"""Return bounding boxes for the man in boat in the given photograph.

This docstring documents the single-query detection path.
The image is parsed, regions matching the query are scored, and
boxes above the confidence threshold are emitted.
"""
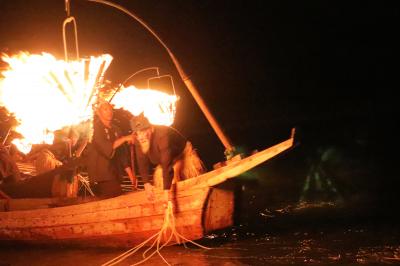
[129,113,205,200]
[86,100,136,198]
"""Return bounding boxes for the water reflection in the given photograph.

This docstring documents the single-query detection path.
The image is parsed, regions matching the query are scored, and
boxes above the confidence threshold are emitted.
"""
[1,219,399,266]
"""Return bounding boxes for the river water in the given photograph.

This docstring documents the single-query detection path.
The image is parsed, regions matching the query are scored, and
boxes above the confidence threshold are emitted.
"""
[1,202,399,266]
[1,177,399,266]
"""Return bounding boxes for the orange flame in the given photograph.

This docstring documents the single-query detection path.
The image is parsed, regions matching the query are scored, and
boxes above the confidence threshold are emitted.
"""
[111,85,178,126]
[0,52,112,153]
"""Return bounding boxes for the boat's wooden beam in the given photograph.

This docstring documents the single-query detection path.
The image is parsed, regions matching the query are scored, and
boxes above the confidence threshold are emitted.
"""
[205,137,294,187]
[178,136,294,190]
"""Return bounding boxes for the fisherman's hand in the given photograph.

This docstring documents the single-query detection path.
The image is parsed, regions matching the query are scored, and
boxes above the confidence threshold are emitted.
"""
[144,183,155,201]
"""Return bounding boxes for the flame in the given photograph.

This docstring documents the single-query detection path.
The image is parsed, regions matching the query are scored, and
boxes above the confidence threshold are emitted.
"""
[0,52,112,153]
[111,85,178,126]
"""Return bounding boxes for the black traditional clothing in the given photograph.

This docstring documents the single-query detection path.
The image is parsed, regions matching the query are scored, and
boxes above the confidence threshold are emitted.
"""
[134,126,205,190]
[86,118,130,198]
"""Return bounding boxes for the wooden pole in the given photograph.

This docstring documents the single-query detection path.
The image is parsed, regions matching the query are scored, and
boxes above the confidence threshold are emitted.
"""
[167,53,234,153]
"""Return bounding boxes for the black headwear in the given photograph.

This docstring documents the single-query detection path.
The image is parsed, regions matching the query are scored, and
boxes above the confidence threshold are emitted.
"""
[129,113,151,132]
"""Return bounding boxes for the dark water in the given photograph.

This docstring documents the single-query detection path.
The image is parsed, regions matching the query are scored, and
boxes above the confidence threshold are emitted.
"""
[1,204,400,266]
[1,181,400,265]
[1,122,399,266]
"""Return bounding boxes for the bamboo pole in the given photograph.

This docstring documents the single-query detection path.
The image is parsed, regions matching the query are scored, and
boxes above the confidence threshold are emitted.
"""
[168,53,234,153]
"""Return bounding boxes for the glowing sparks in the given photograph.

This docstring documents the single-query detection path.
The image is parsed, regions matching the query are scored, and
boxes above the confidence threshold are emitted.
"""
[0,52,112,153]
[111,85,178,126]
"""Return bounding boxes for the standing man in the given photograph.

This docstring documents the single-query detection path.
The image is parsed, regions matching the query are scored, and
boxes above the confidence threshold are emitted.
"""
[129,113,205,200]
[86,100,136,198]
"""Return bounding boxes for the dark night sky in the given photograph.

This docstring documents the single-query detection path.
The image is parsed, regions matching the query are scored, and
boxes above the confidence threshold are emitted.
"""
[0,0,398,165]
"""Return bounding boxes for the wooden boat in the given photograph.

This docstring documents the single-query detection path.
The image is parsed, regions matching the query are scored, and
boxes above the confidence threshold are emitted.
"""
[0,133,294,248]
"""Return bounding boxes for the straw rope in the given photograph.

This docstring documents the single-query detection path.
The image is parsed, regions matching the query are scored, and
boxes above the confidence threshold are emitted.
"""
[101,201,210,266]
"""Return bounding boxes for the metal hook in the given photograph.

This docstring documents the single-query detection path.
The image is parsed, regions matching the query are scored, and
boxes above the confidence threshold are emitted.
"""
[63,17,80,61]
[108,67,160,102]
[63,0,80,61]
[147,74,176,96]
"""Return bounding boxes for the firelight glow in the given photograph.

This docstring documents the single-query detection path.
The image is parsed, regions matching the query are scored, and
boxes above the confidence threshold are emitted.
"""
[0,52,112,153]
[111,85,178,126]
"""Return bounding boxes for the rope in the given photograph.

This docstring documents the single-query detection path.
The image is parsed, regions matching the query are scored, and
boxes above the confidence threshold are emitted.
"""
[77,174,95,197]
[101,201,210,266]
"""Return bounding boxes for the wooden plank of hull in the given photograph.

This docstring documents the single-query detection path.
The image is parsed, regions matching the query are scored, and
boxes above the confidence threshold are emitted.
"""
[0,190,224,245]
[0,209,205,248]
[0,188,234,247]
[0,187,210,227]
[203,188,234,233]
[0,187,209,229]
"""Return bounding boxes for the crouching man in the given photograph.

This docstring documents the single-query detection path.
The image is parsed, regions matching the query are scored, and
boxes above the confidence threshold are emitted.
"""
[130,113,205,200]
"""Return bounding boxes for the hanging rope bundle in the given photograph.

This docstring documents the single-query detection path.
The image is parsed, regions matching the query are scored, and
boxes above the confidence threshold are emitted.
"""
[101,200,210,266]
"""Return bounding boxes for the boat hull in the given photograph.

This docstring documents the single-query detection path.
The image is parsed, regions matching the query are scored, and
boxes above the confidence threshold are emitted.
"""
[0,186,233,248]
